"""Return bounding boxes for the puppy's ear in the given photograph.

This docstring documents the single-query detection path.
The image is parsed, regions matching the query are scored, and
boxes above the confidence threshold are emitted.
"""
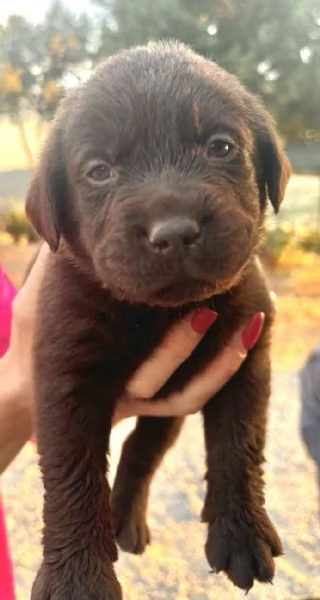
[25,125,67,252]
[254,112,291,214]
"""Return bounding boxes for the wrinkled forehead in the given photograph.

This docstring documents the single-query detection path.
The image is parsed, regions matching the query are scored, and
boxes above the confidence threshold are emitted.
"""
[64,54,251,166]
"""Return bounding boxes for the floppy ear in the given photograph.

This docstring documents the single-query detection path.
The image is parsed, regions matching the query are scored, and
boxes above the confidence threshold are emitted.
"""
[25,124,67,252]
[254,113,291,214]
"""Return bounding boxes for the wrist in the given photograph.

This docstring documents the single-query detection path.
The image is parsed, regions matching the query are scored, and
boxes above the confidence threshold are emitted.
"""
[0,348,27,404]
[0,351,33,472]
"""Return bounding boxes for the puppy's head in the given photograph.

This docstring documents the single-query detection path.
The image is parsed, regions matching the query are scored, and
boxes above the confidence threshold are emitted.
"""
[26,42,291,306]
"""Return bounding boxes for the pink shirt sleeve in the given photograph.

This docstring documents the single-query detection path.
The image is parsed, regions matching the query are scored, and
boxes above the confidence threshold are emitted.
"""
[0,264,17,597]
[0,265,17,358]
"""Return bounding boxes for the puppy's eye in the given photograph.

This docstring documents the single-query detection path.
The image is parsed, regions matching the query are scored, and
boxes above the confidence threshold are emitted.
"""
[85,162,113,183]
[206,137,234,158]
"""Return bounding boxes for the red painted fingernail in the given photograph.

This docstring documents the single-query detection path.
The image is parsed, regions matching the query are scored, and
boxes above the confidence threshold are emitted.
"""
[191,308,218,334]
[242,312,265,350]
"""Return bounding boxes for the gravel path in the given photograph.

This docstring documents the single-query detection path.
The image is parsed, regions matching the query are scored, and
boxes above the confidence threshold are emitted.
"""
[2,371,320,600]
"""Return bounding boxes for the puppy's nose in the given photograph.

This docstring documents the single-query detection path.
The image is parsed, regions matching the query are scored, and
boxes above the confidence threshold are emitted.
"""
[148,218,200,253]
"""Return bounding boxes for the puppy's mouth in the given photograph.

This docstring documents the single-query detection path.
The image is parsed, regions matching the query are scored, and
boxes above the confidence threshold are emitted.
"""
[149,279,223,306]
[104,270,245,307]
[146,269,246,307]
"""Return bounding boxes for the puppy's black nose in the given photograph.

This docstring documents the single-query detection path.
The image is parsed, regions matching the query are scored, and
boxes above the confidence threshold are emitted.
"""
[148,218,200,253]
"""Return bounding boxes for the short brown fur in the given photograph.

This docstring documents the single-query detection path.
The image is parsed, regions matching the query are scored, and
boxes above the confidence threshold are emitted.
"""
[25,42,291,599]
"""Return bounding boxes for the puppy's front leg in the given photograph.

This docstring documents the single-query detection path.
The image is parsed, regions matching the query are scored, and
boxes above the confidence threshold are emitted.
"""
[31,309,122,600]
[32,370,121,600]
[202,331,282,592]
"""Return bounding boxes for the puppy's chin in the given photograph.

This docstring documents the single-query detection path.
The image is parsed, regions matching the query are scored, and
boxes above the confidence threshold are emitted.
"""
[101,271,245,307]
[145,281,222,307]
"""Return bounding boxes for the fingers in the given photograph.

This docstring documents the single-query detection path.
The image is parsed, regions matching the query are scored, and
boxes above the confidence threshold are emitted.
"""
[171,312,265,414]
[116,312,264,423]
[7,243,49,397]
[126,308,218,399]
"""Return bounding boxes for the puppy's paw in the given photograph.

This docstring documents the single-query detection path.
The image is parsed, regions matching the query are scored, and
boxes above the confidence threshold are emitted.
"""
[205,510,283,591]
[112,500,151,555]
[31,561,122,600]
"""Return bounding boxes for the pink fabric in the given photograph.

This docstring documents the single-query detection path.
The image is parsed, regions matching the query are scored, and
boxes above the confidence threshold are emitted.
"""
[0,496,15,599]
[0,264,16,599]
[0,267,16,357]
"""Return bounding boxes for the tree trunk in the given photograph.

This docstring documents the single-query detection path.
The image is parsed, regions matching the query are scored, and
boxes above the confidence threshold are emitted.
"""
[16,120,33,168]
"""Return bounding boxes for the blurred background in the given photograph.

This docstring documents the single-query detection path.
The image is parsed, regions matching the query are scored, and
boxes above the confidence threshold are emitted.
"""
[1,1,320,599]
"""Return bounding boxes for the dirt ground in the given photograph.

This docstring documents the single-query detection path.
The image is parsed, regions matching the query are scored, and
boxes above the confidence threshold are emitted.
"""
[1,243,320,600]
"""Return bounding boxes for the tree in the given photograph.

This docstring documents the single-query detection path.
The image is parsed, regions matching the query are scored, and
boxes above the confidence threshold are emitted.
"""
[0,15,37,165]
[93,0,320,141]
[0,1,92,165]
[1,0,318,148]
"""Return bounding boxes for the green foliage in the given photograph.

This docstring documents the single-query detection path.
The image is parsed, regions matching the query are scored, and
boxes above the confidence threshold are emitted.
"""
[0,0,319,144]
[261,220,320,267]
[93,0,320,141]
[261,226,292,265]
[5,210,38,242]
[297,230,320,253]
[264,227,292,253]
[0,1,92,123]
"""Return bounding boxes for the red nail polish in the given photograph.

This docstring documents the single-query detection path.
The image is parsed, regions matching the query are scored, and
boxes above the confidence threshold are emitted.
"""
[191,308,218,334]
[242,312,265,350]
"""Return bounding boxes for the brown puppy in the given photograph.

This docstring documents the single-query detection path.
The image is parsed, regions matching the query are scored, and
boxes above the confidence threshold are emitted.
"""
[26,42,291,599]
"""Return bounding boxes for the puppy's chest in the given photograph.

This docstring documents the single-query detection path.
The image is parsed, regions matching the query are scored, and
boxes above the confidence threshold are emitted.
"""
[112,305,236,398]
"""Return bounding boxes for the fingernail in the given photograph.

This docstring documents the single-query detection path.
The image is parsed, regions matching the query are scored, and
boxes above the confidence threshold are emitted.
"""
[241,312,265,350]
[191,308,218,334]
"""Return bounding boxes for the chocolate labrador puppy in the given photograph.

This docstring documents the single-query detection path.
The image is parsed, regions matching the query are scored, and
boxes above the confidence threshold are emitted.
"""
[26,42,291,599]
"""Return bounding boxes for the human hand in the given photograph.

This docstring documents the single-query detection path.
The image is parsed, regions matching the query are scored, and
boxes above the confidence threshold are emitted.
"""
[0,244,48,471]
[6,244,49,404]
[113,310,264,424]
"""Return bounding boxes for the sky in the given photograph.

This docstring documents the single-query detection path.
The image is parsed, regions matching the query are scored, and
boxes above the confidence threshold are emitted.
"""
[0,0,95,24]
